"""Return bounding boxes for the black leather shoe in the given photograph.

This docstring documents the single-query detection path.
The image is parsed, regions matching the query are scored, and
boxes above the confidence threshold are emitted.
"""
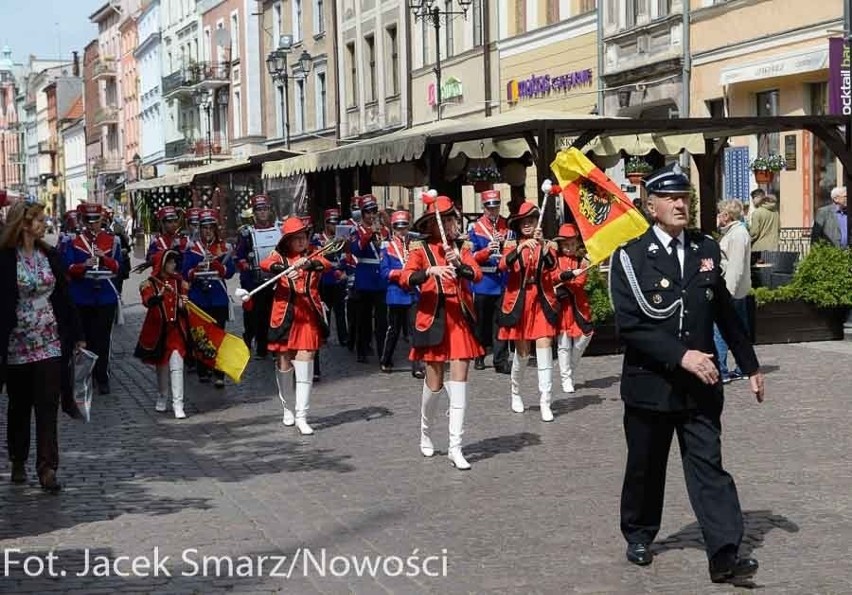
[709,556,759,583]
[473,357,486,370]
[10,462,26,484]
[626,543,653,566]
[39,469,62,493]
[494,363,511,375]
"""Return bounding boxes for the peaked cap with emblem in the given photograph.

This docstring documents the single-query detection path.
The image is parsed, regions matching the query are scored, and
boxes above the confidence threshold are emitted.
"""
[643,162,692,195]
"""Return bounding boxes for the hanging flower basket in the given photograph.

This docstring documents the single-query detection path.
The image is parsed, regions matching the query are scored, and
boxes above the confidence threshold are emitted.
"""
[624,156,653,185]
[626,172,645,185]
[754,169,775,184]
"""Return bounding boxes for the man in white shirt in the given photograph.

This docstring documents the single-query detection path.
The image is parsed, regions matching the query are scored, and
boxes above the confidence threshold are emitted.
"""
[714,199,752,382]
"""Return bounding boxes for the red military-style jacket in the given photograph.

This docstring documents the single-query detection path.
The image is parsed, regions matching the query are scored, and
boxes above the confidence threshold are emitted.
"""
[552,253,593,336]
[260,249,332,343]
[399,239,481,347]
[136,273,191,365]
[497,239,560,328]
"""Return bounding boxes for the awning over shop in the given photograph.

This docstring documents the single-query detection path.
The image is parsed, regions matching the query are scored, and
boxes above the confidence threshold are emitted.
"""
[579,132,706,156]
[126,170,195,191]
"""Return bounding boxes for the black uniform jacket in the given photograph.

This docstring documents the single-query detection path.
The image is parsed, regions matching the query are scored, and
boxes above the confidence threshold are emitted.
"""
[609,227,759,412]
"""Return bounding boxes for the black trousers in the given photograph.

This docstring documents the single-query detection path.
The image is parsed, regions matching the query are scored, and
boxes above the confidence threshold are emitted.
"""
[78,304,116,385]
[242,285,274,356]
[620,404,744,560]
[355,290,387,358]
[345,287,358,351]
[474,293,509,367]
[381,304,412,367]
[6,358,62,475]
[320,283,348,345]
[197,306,229,382]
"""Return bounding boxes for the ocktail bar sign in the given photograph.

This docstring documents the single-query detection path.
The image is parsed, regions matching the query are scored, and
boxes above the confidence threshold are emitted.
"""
[507,68,593,104]
[829,37,852,116]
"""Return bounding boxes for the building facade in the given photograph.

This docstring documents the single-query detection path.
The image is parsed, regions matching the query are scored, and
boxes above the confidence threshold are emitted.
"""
[136,0,166,174]
[161,0,203,168]
[0,46,25,196]
[61,102,88,211]
[600,0,686,118]
[690,0,843,228]
[120,13,141,181]
[45,74,84,214]
[336,0,408,140]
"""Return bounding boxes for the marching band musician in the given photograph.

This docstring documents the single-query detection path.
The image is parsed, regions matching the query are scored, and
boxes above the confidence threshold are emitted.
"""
[468,189,512,374]
[104,207,132,295]
[349,194,389,363]
[184,206,203,244]
[261,217,333,435]
[399,194,484,471]
[342,199,361,353]
[497,201,561,422]
[181,208,235,388]
[235,194,281,359]
[63,203,123,396]
[57,210,79,251]
[551,223,593,394]
[135,249,191,418]
[313,208,350,347]
[146,206,185,265]
[379,210,424,378]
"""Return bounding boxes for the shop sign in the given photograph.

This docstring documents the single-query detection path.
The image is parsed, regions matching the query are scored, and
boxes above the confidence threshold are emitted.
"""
[507,69,593,104]
[428,76,463,107]
[829,37,851,116]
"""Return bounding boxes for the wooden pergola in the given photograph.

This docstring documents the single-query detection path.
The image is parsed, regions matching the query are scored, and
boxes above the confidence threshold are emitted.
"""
[422,114,850,233]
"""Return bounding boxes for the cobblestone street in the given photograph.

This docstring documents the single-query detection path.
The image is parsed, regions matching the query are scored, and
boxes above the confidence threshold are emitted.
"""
[1,271,851,593]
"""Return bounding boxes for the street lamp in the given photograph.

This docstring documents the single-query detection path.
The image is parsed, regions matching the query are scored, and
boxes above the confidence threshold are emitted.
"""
[266,35,313,150]
[193,89,213,164]
[409,0,473,121]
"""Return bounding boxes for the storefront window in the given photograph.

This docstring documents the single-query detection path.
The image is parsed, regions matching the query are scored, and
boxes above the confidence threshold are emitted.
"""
[809,82,836,213]
[756,89,780,197]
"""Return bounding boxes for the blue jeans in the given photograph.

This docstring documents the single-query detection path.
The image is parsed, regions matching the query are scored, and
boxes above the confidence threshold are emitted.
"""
[713,297,750,378]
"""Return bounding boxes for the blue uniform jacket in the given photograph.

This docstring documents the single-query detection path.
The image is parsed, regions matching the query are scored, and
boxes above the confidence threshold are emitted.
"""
[62,231,121,306]
[349,225,388,293]
[235,226,260,291]
[182,241,235,309]
[380,240,415,306]
[468,221,509,296]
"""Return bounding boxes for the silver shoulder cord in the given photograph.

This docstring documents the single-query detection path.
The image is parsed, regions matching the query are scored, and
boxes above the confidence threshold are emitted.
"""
[609,249,684,332]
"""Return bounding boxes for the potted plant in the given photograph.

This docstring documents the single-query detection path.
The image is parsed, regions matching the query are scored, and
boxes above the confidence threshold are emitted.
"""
[624,156,653,185]
[465,158,502,193]
[750,154,786,184]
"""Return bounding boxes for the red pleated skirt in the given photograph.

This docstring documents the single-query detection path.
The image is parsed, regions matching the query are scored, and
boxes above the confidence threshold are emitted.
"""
[558,310,586,338]
[498,286,557,341]
[268,297,325,352]
[410,295,484,362]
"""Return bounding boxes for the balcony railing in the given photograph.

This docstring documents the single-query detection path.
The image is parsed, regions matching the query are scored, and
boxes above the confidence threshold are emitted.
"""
[94,106,119,126]
[37,139,57,154]
[92,156,124,174]
[190,61,230,87]
[93,57,117,79]
[165,139,189,159]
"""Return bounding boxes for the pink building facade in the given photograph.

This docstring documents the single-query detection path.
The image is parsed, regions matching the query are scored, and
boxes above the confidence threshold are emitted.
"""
[0,46,23,196]
[120,15,140,179]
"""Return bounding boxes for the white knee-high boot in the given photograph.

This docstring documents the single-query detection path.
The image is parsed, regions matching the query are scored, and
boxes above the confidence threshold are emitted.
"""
[169,351,186,419]
[275,365,296,426]
[510,351,528,413]
[557,333,575,394]
[293,360,314,435]
[536,346,554,422]
[571,333,593,387]
[155,364,170,412]
[420,382,442,457]
[445,380,471,470]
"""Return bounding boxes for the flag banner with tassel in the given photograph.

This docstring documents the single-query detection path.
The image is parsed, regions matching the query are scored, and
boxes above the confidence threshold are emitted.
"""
[186,302,250,382]
[550,148,650,265]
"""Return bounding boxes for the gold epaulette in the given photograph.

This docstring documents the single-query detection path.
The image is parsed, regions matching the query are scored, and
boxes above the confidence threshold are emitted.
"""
[461,240,473,251]
[504,240,518,248]
[409,240,424,249]
[139,279,151,291]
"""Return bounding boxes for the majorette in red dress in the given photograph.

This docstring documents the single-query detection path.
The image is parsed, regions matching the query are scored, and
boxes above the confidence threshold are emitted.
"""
[260,219,332,352]
[400,204,484,363]
[135,250,191,365]
[497,202,560,341]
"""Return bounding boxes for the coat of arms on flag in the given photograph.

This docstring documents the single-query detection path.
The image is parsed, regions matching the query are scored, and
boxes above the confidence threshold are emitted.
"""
[186,302,250,382]
[550,148,650,265]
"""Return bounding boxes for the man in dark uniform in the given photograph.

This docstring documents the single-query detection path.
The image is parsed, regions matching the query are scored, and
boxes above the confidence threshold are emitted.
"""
[609,163,766,584]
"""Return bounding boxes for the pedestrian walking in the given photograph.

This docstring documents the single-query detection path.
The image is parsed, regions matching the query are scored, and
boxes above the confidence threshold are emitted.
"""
[609,163,766,584]
[0,199,85,492]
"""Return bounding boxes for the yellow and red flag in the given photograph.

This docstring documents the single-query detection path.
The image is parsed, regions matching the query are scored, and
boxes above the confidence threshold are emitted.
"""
[186,302,250,383]
[550,148,650,265]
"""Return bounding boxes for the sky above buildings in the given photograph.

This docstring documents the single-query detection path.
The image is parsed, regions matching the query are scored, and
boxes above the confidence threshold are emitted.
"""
[0,0,104,65]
